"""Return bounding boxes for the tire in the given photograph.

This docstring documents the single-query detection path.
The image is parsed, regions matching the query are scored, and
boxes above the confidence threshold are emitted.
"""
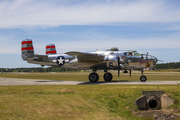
[103,72,113,81]
[89,73,99,82]
[140,76,147,82]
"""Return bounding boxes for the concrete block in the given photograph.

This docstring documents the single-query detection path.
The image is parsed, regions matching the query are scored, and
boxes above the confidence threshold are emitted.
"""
[142,91,165,98]
[135,91,174,111]
[135,95,148,110]
[161,94,174,108]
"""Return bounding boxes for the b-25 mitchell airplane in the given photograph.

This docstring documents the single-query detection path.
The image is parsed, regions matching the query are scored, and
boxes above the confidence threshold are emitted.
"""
[21,38,158,82]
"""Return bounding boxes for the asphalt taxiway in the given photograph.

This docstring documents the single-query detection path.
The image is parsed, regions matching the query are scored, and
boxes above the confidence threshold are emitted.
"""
[0,77,180,85]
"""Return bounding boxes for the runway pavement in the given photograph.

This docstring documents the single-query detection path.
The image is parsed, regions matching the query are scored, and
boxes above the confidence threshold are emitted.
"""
[0,77,180,85]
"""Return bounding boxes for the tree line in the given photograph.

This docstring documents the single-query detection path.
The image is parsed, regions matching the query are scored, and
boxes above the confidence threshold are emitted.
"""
[0,62,180,72]
[154,62,180,69]
[0,67,80,73]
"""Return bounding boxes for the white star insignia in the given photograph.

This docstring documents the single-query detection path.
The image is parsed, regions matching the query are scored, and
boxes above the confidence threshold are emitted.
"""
[58,57,64,64]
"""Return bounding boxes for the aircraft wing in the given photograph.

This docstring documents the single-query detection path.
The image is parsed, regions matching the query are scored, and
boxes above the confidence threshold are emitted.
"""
[65,51,104,62]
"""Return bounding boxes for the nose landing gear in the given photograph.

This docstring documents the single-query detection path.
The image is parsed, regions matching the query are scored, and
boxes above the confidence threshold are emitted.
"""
[140,70,147,82]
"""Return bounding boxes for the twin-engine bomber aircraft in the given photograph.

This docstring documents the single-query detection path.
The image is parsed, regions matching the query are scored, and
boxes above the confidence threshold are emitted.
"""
[21,38,158,82]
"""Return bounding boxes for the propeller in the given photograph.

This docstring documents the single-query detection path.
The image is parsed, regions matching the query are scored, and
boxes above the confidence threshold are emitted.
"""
[154,59,163,65]
[117,56,120,81]
[157,60,163,62]
[154,57,164,63]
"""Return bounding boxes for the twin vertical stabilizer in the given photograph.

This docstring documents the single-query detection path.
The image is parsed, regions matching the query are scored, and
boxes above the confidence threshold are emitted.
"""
[46,44,57,54]
[21,38,34,60]
[21,39,57,61]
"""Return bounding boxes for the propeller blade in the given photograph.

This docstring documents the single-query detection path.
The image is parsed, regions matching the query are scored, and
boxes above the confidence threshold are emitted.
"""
[118,69,120,81]
[117,55,120,65]
[158,60,164,62]
[118,56,120,81]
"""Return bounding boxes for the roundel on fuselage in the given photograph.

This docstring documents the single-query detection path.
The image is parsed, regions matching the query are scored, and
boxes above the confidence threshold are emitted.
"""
[56,56,65,66]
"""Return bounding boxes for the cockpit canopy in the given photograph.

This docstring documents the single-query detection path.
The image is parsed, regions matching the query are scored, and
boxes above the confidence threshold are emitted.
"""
[124,51,140,56]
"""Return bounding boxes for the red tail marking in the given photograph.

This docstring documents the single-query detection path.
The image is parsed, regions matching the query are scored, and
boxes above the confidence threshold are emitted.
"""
[26,47,34,50]
[46,46,50,49]
[51,51,56,54]
[21,41,27,44]
[21,48,26,51]
[46,51,51,54]
[26,41,32,44]
[51,45,55,48]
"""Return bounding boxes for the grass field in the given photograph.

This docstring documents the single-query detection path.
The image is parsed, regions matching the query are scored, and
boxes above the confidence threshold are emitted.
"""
[0,71,180,81]
[0,85,180,120]
[0,71,180,119]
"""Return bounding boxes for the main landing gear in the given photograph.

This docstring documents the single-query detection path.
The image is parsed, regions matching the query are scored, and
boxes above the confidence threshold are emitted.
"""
[103,72,113,81]
[89,73,99,82]
[89,69,113,82]
[140,70,147,82]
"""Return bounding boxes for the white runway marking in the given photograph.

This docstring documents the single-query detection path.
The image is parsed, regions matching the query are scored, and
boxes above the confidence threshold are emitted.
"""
[0,77,180,85]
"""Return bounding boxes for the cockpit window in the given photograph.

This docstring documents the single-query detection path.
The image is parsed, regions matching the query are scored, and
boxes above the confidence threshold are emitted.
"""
[129,52,133,56]
[134,51,138,55]
[124,51,140,56]
[133,51,141,56]
[124,52,128,56]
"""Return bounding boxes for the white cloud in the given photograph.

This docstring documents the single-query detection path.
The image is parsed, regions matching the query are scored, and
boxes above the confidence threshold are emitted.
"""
[52,33,180,53]
[0,0,180,28]
[1,0,180,67]
[0,30,180,54]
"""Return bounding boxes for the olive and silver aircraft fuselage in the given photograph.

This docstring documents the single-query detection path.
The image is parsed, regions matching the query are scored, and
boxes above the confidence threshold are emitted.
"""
[21,38,158,82]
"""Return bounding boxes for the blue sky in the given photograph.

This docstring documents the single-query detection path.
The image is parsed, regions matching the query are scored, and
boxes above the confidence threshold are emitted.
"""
[0,0,180,68]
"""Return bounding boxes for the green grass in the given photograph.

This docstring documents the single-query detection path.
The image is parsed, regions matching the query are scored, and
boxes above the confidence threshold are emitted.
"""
[0,71,180,81]
[0,85,180,120]
[0,72,180,119]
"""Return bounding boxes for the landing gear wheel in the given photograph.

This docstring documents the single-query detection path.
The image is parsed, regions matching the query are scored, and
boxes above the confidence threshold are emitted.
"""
[103,72,113,81]
[140,76,147,82]
[89,73,99,82]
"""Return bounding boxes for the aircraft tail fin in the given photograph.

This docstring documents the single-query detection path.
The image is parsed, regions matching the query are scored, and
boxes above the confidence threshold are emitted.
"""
[46,44,57,54]
[21,38,34,60]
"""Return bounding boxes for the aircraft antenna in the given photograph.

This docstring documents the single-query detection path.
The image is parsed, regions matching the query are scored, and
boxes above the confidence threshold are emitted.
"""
[146,52,148,59]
